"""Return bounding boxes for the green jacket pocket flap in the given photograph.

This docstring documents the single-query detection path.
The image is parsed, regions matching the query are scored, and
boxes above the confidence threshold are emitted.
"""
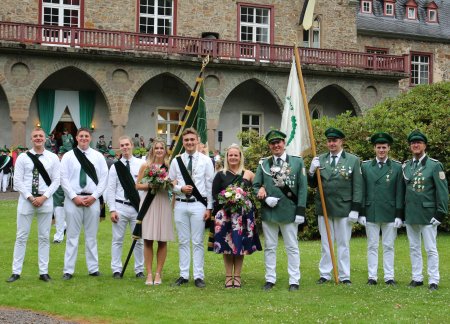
[422,201,436,208]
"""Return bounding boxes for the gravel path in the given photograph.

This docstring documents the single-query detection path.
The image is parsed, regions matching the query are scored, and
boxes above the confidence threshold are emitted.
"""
[0,308,79,324]
[0,190,19,201]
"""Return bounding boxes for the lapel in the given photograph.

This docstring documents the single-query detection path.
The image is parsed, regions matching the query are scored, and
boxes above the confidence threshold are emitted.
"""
[320,152,332,180]
[369,159,390,182]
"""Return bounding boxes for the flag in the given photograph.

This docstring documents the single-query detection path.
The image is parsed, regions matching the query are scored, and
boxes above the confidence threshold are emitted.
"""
[280,56,312,157]
[196,83,208,148]
[299,0,317,31]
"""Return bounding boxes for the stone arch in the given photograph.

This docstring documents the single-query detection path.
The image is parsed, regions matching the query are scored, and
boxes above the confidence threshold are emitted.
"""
[308,83,361,117]
[0,83,12,146]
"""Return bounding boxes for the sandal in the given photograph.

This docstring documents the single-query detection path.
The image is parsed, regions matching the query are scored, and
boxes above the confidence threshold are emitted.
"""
[225,276,234,288]
[234,276,241,288]
[145,274,153,286]
[154,273,162,285]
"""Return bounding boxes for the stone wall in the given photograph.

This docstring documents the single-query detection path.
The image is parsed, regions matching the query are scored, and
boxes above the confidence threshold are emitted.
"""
[1,0,39,23]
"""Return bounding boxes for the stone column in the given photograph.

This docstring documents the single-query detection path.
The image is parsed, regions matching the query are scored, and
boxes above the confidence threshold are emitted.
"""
[207,118,219,151]
[110,112,128,149]
[10,110,29,147]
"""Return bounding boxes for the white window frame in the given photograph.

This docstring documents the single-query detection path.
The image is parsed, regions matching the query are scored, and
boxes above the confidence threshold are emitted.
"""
[41,0,80,43]
[361,1,372,14]
[385,3,394,16]
[407,7,416,19]
[410,54,430,86]
[139,0,174,36]
[240,112,263,146]
[303,17,320,48]
[156,106,184,146]
[239,6,270,44]
[428,9,437,22]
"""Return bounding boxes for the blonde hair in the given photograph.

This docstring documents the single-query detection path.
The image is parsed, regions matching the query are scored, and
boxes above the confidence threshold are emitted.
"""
[223,143,244,175]
[146,137,169,166]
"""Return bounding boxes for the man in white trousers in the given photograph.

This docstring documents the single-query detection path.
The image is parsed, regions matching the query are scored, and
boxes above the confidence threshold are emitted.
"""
[107,136,145,279]
[7,127,60,283]
[169,128,214,288]
[61,127,108,280]
[359,132,405,286]
[53,146,68,244]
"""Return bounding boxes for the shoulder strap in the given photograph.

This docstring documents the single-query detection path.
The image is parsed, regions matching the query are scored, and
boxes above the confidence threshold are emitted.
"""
[176,156,207,207]
[114,160,140,212]
[26,152,52,186]
[0,156,10,171]
[73,148,98,185]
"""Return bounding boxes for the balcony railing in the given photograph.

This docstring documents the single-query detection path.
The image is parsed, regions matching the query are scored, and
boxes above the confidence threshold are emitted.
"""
[0,21,408,73]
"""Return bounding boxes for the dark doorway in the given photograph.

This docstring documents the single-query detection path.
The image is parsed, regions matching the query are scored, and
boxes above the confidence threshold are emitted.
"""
[54,122,77,148]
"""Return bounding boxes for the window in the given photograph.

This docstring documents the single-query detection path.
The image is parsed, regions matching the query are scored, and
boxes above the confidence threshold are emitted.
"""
[139,0,174,35]
[384,3,394,16]
[241,113,262,146]
[303,17,320,48]
[410,53,431,86]
[366,47,389,68]
[407,7,416,19]
[361,1,372,14]
[157,108,183,145]
[41,0,81,42]
[428,9,437,22]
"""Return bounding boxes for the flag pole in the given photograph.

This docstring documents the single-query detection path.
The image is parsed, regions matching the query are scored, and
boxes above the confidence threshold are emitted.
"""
[293,45,339,284]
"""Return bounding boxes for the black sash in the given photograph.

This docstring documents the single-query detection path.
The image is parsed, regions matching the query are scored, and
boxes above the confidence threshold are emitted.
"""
[268,156,298,204]
[0,156,11,171]
[114,160,140,213]
[176,156,207,207]
[26,152,52,186]
[73,148,98,185]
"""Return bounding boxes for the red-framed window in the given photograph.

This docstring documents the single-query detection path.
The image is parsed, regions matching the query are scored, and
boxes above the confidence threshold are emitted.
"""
[39,0,84,28]
[237,3,274,44]
[405,0,417,20]
[384,0,395,17]
[410,52,432,86]
[136,0,177,36]
[426,1,438,23]
[361,0,373,14]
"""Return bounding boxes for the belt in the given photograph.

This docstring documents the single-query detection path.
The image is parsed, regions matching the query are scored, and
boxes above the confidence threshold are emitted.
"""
[77,193,93,196]
[175,197,206,203]
[34,194,43,197]
[115,199,132,206]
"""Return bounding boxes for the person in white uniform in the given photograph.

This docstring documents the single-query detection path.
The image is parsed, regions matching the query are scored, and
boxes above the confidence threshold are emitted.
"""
[6,127,60,283]
[107,136,145,279]
[60,127,108,280]
[169,128,214,288]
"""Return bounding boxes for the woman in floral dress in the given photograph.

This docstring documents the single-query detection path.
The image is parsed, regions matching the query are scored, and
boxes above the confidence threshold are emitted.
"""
[211,144,261,288]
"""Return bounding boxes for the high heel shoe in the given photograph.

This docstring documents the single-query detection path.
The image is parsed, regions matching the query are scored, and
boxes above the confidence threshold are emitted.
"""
[233,276,241,288]
[225,276,234,288]
[145,274,153,286]
[154,273,162,285]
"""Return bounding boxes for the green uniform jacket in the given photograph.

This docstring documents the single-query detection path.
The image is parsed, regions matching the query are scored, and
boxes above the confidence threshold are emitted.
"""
[403,156,448,225]
[253,155,307,224]
[308,151,363,218]
[61,134,74,151]
[361,158,405,222]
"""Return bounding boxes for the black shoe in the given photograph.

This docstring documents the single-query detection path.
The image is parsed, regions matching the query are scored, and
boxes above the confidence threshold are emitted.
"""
[341,280,352,286]
[135,272,145,279]
[385,279,397,286]
[6,274,20,283]
[62,273,73,280]
[262,282,275,291]
[316,277,330,284]
[289,284,299,292]
[408,280,423,288]
[172,277,189,286]
[89,271,101,277]
[53,240,61,244]
[113,272,122,279]
[194,278,206,288]
[429,283,438,291]
[367,279,377,285]
[39,274,51,282]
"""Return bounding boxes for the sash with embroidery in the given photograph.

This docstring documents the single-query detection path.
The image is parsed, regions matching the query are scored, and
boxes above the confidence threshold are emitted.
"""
[176,156,207,207]
[114,160,140,213]
[26,152,52,186]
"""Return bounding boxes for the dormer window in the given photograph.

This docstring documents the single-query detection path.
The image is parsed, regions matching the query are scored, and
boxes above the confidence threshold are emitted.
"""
[405,0,418,20]
[361,0,372,14]
[384,2,394,16]
[426,2,438,23]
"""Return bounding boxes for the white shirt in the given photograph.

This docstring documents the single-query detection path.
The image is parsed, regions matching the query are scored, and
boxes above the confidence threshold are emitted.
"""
[329,150,343,165]
[60,147,108,200]
[13,148,60,200]
[272,152,287,164]
[169,151,214,209]
[106,156,145,212]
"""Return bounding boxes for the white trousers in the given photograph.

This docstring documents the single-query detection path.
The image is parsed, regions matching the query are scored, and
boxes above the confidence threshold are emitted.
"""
[366,221,397,281]
[111,204,144,274]
[53,206,66,242]
[262,220,300,285]
[318,216,353,281]
[406,224,439,285]
[12,198,53,275]
[174,201,206,280]
[63,198,100,274]
[0,171,9,192]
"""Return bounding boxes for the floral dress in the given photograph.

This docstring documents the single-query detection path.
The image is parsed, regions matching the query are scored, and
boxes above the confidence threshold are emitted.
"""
[210,171,262,255]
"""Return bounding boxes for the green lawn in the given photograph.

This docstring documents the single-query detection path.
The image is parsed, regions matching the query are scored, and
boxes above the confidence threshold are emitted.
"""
[0,199,449,323]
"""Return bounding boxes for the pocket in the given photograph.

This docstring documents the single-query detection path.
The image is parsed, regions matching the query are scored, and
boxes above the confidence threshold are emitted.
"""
[365,201,372,206]
[422,201,436,208]
[342,196,352,202]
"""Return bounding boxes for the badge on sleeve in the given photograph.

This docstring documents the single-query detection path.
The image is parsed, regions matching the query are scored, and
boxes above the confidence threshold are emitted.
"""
[302,167,306,176]
[439,171,446,180]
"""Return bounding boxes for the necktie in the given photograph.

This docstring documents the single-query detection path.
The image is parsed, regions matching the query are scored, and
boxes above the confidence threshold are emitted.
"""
[187,155,193,175]
[31,154,42,196]
[126,160,130,171]
[124,160,130,199]
[378,161,384,169]
[277,157,282,166]
[330,155,337,168]
[79,153,87,188]
[413,160,419,170]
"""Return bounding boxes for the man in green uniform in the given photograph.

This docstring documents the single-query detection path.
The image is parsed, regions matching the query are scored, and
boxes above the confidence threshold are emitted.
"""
[403,130,448,291]
[96,135,107,152]
[308,127,363,285]
[359,132,404,286]
[61,129,74,152]
[253,130,307,291]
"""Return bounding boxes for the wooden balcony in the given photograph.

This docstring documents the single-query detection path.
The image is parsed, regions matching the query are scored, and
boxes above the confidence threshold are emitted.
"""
[0,21,408,73]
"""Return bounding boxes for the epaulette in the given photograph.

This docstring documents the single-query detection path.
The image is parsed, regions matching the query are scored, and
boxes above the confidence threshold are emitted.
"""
[290,155,302,159]
[391,159,402,164]
[362,160,370,163]
[429,157,439,162]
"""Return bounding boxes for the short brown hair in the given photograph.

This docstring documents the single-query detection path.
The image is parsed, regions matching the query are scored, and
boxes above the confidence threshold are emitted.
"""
[77,127,92,136]
[181,127,199,138]
[119,135,133,147]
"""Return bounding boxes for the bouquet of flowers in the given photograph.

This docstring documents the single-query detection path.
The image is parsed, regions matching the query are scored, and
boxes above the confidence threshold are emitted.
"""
[217,184,253,214]
[141,164,171,194]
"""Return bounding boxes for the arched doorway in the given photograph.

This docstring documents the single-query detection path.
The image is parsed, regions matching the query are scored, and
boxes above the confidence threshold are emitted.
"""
[0,86,11,147]
[309,85,358,118]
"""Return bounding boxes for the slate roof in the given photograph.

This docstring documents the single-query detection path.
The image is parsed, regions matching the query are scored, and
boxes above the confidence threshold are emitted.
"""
[356,0,450,43]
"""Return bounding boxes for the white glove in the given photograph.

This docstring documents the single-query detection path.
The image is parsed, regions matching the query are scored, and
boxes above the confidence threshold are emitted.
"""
[294,215,305,225]
[430,217,441,227]
[358,216,366,226]
[309,157,320,174]
[394,218,403,228]
[348,211,359,223]
[265,197,280,208]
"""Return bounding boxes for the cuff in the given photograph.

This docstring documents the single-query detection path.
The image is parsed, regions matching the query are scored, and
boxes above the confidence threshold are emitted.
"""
[351,202,361,213]
[396,208,404,221]
[435,212,445,222]
[296,206,306,216]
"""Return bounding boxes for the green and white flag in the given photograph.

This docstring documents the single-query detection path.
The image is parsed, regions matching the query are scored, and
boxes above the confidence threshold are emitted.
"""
[280,57,311,157]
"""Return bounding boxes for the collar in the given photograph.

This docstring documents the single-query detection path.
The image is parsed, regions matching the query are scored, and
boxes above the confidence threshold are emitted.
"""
[183,151,198,159]
[328,150,343,159]
[272,152,287,162]
[373,158,391,166]
[413,154,426,164]
[77,147,91,154]
[121,156,133,163]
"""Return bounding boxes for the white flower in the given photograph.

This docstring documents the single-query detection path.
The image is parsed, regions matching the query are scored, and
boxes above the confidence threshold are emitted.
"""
[235,193,242,200]
[224,191,232,198]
